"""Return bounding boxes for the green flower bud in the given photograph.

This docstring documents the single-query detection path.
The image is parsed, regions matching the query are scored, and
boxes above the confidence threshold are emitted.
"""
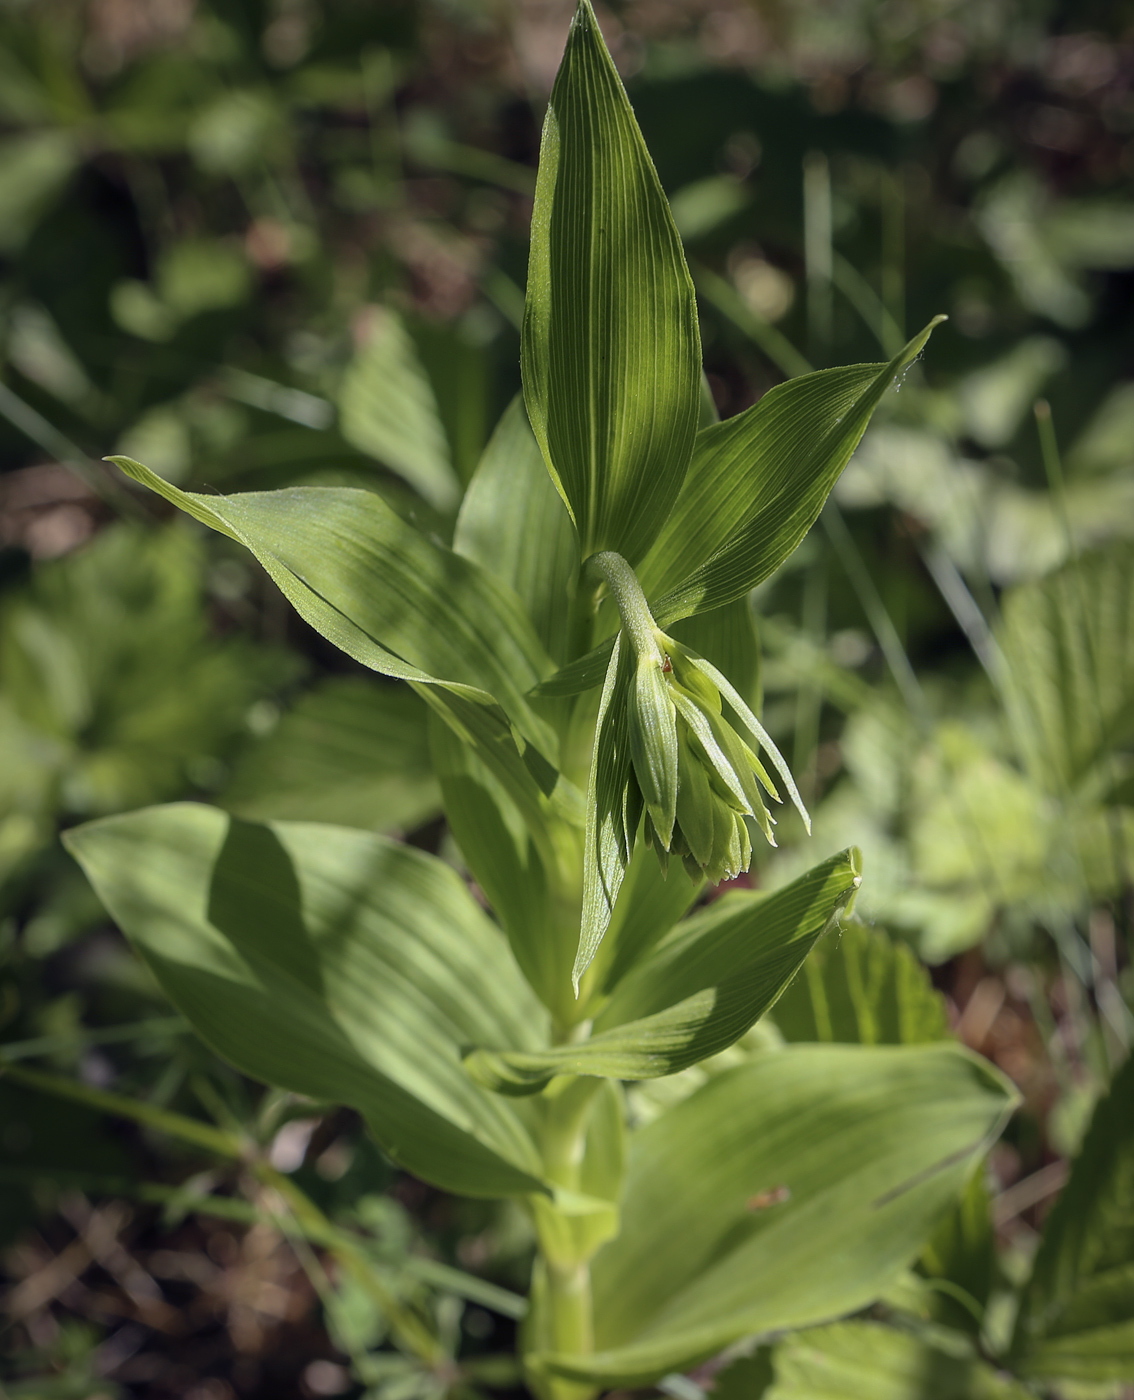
[592,551,809,889]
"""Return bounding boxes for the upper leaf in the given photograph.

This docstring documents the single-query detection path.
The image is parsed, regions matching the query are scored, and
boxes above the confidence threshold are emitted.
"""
[522,0,701,566]
[64,804,550,1199]
[454,395,580,667]
[641,319,946,625]
[1011,1052,1134,1382]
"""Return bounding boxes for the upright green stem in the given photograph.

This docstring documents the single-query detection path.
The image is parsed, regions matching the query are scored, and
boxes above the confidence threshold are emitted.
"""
[531,1075,603,1398]
[587,552,661,662]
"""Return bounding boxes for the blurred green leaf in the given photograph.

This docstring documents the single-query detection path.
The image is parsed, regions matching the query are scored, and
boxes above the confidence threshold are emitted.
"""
[521,0,701,565]
[65,804,551,1198]
[534,1042,1017,1387]
[0,131,76,254]
[1011,1053,1134,1383]
[222,677,440,833]
[0,523,288,827]
[763,1320,1031,1398]
[772,918,950,1045]
[999,542,1134,800]
[338,307,461,512]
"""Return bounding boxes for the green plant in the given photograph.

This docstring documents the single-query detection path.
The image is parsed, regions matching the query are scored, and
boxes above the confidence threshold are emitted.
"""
[58,6,1016,1396]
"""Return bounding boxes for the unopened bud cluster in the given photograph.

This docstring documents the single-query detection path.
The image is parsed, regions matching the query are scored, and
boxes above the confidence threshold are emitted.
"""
[629,634,780,884]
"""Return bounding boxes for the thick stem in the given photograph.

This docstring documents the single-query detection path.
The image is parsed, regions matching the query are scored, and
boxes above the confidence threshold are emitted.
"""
[588,552,662,664]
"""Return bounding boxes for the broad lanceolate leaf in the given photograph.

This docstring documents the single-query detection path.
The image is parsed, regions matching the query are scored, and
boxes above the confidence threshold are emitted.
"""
[454,396,580,667]
[64,805,551,1199]
[222,677,440,834]
[773,918,950,1045]
[762,1321,1031,1399]
[108,460,552,738]
[338,306,460,512]
[522,0,701,566]
[640,319,946,625]
[463,849,860,1094]
[107,459,570,839]
[999,541,1134,800]
[532,1043,1016,1388]
[1011,1052,1134,1383]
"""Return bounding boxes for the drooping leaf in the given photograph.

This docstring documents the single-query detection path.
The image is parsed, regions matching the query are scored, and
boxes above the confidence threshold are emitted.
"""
[463,849,860,1094]
[532,1043,1017,1388]
[222,677,440,833]
[64,804,551,1199]
[1011,1053,1134,1383]
[762,1321,1032,1399]
[521,0,701,565]
[640,320,946,626]
[772,918,950,1045]
[338,306,460,512]
[107,459,561,803]
[111,460,550,721]
[454,395,580,666]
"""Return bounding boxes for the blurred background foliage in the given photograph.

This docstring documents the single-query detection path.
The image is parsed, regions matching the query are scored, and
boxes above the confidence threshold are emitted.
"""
[0,0,1131,1396]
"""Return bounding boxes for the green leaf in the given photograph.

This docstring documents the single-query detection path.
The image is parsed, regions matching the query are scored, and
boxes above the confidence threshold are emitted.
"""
[106,460,551,720]
[762,1321,1032,1399]
[999,541,1134,800]
[63,804,551,1199]
[107,458,559,774]
[521,0,701,565]
[532,1042,1016,1387]
[222,677,440,833]
[576,634,635,988]
[428,712,582,1029]
[454,396,580,666]
[772,919,950,1045]
[463,849,860,1094]
[1011,1052,1134,1382]
[338,306,460,512]
[640,320,946,625]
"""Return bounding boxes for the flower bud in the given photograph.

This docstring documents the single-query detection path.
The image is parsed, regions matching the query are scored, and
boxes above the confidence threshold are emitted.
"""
[590,551,808,890]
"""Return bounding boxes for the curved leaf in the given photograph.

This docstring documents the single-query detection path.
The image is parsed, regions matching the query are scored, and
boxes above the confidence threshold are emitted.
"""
[533,1043,1017,1387]
[522,0,701,565]
[107,458,556,752]
[64,804,551,1199]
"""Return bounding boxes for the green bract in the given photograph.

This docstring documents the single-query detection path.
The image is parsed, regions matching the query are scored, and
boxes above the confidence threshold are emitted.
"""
[61,5,1009,1398]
